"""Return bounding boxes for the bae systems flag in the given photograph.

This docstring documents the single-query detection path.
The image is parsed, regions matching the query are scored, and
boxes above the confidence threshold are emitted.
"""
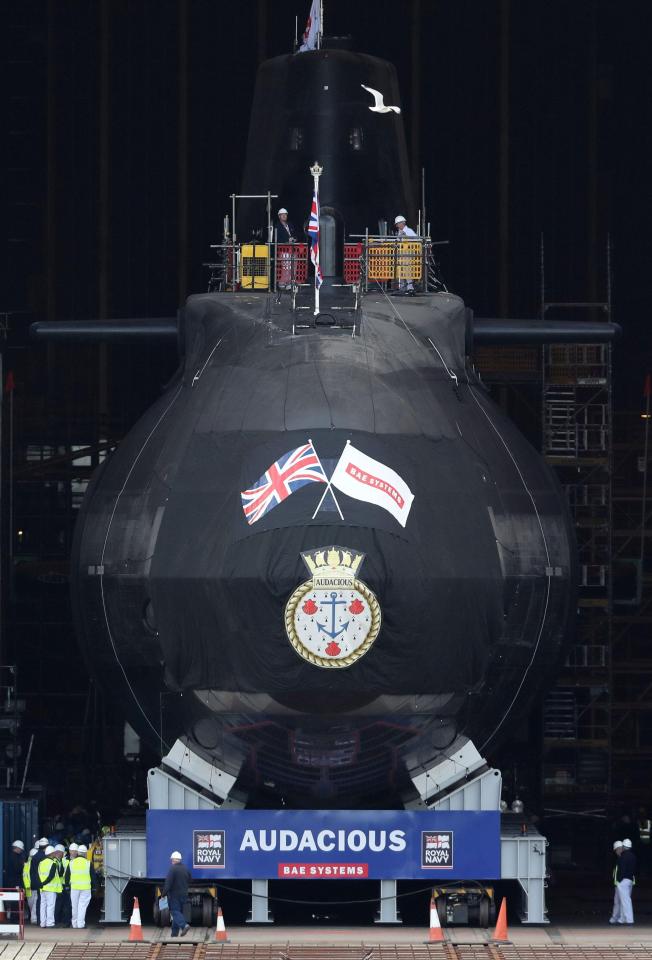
[241,442,327,525]
[330,442,415,527]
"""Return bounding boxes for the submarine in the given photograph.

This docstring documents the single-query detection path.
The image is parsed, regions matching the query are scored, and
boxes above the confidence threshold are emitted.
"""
[34,37,619,809]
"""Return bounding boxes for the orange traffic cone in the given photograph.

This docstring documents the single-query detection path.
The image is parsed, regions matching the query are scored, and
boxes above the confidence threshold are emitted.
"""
[214,906,229,942]
[491,897,509,942]
[129,896,144,941]
[426,896,445,943]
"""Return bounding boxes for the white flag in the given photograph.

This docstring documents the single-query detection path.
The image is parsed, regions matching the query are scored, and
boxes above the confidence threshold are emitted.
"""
[298,0,321,52]
[330,443,414,528]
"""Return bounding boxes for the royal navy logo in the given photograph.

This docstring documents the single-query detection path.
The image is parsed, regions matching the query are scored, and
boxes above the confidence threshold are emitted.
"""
[284,546,381,669]
[421,831,453,869]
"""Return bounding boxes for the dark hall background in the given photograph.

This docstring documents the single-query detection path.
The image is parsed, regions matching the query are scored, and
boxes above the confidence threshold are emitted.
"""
[1,0,652,834]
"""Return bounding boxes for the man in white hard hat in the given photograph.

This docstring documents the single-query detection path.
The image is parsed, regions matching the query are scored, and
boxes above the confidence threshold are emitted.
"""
[162,851,191,937]
[393,215,417,296]
[38,846,60,927]
[609,841,624,923]
[275,208,297,242]
[50,844,67,927]
[31,838,50,926]
[274,208,299,292]
[8,840,26,885]
[70,844,94,929]
[615,839,636,923]
[7,840,26,920]
[58,844,73,927]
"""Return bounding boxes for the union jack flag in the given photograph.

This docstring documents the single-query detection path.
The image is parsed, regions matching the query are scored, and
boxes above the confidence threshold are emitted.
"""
[425,834,450,848]
[241,442,327,525]
[307,190,323,289]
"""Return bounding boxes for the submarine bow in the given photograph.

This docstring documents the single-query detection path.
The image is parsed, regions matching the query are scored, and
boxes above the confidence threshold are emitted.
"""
[70,43,576,806]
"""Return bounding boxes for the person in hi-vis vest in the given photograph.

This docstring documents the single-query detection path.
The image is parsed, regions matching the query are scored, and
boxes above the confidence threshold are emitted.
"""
[70,844,94,928]
[38,846,61,927]
[30,837,49,925]
[23,849,37,924]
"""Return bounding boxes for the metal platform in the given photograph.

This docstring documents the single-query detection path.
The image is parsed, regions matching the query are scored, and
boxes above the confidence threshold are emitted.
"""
[103,739,548,926]
[102,824,547,926]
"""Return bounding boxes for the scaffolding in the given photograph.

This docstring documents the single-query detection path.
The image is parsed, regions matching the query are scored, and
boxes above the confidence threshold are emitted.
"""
[539,238,613,812]
[472,239,624,819]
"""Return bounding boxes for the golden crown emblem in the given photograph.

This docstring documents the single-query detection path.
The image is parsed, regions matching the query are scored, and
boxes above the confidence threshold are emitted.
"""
[301,545,365,579]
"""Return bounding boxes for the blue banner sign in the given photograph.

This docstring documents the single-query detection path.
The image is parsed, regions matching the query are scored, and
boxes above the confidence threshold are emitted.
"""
[146,810,500,880]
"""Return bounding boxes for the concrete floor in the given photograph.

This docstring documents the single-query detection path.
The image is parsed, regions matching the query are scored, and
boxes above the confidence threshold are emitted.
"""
[10,924,652,947]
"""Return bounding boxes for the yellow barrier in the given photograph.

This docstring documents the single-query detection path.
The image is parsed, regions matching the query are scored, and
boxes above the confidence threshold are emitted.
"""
[367,241,422,282]
[241,244,269,289]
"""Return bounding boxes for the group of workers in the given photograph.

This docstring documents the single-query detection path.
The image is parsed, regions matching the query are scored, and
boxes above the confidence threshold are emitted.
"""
[273,207,418,295]
[610,838,637,924]
[8,837,95,929]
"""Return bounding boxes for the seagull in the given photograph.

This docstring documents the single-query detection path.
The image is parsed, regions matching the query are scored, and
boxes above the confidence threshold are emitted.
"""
[360,83,401,114]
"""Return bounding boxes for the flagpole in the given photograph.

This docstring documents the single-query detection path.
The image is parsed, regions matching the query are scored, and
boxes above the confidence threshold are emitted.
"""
[310,161,323,317]
[311,481,344,521]
[319,0,324,49]
[309,436,344,521]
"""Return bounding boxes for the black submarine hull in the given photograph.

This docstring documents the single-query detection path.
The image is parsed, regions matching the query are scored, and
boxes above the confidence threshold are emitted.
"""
[72,289,575,805]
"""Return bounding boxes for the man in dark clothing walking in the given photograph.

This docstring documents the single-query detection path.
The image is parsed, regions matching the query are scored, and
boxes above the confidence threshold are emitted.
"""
[162,851,191,937]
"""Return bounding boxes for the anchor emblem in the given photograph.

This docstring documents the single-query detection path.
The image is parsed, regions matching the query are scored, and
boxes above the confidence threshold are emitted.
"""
[285,545,381,669]
[316,592,349,639]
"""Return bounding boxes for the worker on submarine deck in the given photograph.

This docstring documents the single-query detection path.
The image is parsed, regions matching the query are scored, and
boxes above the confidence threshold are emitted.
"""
[274,207,297,242]
[394,214,417,296]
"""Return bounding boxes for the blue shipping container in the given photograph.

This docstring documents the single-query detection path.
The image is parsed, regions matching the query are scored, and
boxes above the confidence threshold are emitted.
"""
[0,799,40,887]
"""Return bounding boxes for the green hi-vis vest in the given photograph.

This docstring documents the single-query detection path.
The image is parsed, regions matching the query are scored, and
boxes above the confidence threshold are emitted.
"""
[38,856,62,893]
[69,856,91,891]
[23,860,31,894]
[614,864,636,886]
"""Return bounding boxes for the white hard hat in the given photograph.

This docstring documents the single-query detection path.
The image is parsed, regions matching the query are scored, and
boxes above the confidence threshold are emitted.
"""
[278,208,288,215]
[29,848,38,858]
[38,837,49,846]
[394,215,406,224]
[613,840,623,849]
[623,838,633,849]
[54,843,65,853]
[44,845,55,856]
[69,842,79,851]
[77,845,88,854]
[170,851,183,861]
[12,840,25,850]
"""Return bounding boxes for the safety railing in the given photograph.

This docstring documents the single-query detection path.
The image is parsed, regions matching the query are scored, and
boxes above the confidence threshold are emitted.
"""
[203,235,447,296]
[0,888,25,939]
[205,243,238,292]
[276,243,309,287]
[351,235,447,293]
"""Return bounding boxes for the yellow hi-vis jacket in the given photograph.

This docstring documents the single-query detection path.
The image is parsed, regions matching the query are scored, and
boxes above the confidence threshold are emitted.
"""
[38,856,62,893]
[69,856,91,891]
[23,859,31,895]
